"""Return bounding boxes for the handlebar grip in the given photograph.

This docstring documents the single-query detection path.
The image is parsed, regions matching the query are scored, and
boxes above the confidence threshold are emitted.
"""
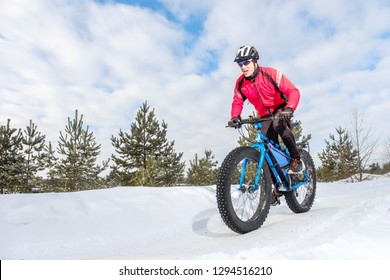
[227,122,241,128]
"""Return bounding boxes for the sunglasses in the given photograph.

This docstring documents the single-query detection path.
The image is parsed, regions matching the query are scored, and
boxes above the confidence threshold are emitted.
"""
[238,60,252,67]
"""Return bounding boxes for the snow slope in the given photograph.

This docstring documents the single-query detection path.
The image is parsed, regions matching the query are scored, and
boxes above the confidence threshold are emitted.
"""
[1,176,390,260]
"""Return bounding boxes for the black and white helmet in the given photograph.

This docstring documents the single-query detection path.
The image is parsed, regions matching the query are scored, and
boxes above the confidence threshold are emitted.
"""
[234,45,259,63]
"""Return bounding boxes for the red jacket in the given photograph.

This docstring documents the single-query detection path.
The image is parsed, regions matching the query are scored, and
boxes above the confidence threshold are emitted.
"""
[231,66,300,118]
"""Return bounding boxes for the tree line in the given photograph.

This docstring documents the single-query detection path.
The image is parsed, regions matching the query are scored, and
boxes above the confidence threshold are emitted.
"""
[1,102,389,193]
[317,108,390,182]
[0,101,219,194]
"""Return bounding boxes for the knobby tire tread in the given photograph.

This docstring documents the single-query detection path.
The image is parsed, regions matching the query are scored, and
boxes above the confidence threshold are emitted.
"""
[216,147,272,234]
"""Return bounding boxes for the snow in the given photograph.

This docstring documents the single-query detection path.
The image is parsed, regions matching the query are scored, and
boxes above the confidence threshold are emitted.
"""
[1,176,390,260]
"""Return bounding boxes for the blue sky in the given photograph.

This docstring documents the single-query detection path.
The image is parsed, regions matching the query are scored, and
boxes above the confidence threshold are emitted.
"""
[1,0,390,173]
[97,1,205,27]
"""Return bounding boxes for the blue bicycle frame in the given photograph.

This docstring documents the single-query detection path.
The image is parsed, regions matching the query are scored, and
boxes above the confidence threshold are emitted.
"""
[239,120,310,193]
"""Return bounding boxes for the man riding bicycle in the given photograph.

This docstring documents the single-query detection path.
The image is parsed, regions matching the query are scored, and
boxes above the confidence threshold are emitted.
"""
[228,45,303,174]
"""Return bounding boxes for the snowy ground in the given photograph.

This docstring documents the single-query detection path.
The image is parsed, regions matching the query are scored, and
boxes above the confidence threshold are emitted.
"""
[1,176,390,260]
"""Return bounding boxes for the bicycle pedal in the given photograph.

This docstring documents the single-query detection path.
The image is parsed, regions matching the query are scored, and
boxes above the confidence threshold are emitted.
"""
[271,199,281,206]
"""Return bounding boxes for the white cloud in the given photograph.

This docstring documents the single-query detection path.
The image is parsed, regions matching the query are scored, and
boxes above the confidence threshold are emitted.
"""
[1,0,390,173]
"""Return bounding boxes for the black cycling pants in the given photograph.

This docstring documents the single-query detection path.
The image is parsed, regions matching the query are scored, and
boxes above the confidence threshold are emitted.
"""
[260,109,300,160]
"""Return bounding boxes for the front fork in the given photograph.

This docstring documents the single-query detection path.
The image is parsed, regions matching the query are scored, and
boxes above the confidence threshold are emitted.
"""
[238,146,266,193]
[238,157,264,193]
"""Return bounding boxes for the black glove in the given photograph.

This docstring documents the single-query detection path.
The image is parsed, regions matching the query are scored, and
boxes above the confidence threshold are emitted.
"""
[280,108,293,122]
[228,116,241,128]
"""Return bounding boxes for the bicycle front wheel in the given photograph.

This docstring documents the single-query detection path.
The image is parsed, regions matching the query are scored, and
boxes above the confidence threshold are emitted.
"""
[216,147,272,234]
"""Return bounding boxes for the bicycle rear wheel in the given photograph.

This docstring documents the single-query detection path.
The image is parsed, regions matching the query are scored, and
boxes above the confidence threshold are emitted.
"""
[216,147,272,234]
[285,148,317,213]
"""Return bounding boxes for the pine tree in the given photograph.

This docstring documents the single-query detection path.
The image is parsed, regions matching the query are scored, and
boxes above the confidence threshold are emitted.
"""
[21,120,46,192]
[237,124,257,147]
[42,141,58,191]
[318,127,358,182]
[154,138,185,186]
[367,163,381,174]
[186,149,218,186]
[55,110,107,191]
[383,161,390,175]
[111,101,185,186]
[0,119,24,193]
[384,135,390,176]
[291,120,312,147]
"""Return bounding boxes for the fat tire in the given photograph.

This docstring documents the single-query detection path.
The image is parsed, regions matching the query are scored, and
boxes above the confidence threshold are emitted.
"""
[216,147,272,234]
[284,148,317,213]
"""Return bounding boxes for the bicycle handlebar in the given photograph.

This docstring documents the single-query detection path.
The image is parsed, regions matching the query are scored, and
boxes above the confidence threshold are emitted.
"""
[240,116,277,124]
[227,115,292,128]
